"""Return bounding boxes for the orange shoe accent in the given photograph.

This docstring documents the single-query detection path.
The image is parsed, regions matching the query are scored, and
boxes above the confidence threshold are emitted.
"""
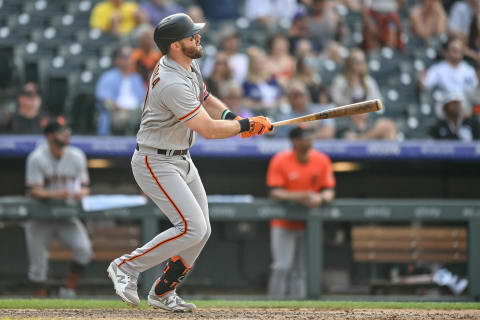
[171,255,191,269]
[118,155,188,267]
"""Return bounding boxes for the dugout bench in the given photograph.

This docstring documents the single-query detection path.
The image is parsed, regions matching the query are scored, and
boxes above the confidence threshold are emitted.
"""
[0,197,479,299]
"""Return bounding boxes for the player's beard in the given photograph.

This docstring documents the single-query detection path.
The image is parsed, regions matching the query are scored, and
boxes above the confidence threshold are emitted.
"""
[180,42,203,59]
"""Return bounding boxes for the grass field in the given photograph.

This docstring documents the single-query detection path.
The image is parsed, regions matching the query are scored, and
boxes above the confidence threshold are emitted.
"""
[1,299,480,319]
[0,299,480,310]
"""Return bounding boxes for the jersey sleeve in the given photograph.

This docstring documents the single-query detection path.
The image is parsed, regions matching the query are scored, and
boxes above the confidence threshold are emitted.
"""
[160,83,202,122]
[319,155,336,189]
[423,65,438,90]
[25,154,44,188]
[266,155,287,188]
[78,151,90,186]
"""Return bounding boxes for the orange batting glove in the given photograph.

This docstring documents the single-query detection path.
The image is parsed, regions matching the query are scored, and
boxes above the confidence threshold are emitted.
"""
[239,116,273,138]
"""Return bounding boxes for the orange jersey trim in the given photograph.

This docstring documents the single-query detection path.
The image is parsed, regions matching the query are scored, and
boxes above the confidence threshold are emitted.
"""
[178,103,201,121]
[271,219,305,230]
[142,84,150,113]
[118,155,188,267]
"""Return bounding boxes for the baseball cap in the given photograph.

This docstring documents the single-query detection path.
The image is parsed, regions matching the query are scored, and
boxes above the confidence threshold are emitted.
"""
[435,92,465,119]
[43,120,69,135]
[289,126,313,140]
[17,82,40,97]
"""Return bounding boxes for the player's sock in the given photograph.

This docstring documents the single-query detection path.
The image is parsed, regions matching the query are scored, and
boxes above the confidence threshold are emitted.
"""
[66,262,86,289]
[154,256,190,296]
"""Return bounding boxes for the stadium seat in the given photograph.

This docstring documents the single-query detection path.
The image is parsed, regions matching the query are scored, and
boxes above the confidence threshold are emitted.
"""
[0,46,15,88]
[23,0,67,19]
[380,87,407,118]
[0,27,31,47]
[76,29,117,56]
[319,59,340,87]
[43,75,69,115]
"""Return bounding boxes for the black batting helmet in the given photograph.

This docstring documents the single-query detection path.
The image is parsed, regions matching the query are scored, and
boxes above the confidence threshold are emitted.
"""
[154,13,205,54]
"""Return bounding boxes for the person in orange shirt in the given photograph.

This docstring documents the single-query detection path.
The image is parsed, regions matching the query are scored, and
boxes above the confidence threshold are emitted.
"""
[131,24,162,84]
[266,126,335,299]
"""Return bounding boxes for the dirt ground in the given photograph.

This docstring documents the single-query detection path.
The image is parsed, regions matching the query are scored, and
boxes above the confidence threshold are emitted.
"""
[1,308,480,320]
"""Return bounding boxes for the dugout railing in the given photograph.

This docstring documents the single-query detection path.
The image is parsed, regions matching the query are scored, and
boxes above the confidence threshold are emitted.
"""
[0,197,479,299]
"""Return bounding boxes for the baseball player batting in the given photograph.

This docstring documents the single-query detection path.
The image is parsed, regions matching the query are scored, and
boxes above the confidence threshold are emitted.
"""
[107,13,273,312]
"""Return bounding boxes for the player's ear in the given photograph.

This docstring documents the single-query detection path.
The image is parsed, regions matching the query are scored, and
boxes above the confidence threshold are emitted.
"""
[170,41,181,52]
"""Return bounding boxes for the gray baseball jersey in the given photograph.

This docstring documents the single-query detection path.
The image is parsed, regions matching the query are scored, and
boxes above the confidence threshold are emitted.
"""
[136,56,208,150]
[25,143,92,283]
[113,55,212,290]
[26,144,89,193]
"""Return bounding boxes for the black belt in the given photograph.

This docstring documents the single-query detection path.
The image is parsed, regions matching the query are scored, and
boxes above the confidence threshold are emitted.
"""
[136,144,188,156]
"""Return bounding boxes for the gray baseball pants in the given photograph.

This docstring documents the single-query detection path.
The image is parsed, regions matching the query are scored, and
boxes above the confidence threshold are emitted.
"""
[25,218,93,283]
[115,149,211,277]
[267,226,307,299]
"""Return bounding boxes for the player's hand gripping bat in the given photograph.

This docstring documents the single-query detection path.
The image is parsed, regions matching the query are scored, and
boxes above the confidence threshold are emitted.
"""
[271,99,383,127]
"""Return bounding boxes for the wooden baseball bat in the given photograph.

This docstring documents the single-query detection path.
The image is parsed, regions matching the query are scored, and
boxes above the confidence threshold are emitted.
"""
[272,99,383,127]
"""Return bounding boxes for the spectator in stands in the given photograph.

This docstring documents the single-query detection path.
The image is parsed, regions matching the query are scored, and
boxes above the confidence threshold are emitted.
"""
[130,24,162,84]
[448,0,478,41]
[196,0,240,21]
[361,0,405,52]
[244,0,300,29]
[186,5,206,24]
[288,13,311,55]
[465,61,480,116]
[306,0,343,53]
[267,34,297,87]
[410,0,447,43]
[294,38,315,59]
[295,54,323,103]
[421,38,477,94]
[335,112,397,140]
[205,52,237,98]
[275,80,334,139]
[266,125,335,299]
[430,92,480,140]
[139,0,185,26]
[90,0,143,36]
[202,27,249,84]
[218,82,253,120]
[25,121,92,298]
[242,47,283,113]
[464,3,480,63]
[95,46,145,135]
[2,83,49,134]
[331,49,396,140]
[330,48,382,106]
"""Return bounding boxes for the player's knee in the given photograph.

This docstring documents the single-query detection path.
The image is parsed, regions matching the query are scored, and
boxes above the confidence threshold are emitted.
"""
[188,219,208,243]
[199,222,211,241]
[72,244,93,265]
[271,261,291,273]
[204,223,211,240]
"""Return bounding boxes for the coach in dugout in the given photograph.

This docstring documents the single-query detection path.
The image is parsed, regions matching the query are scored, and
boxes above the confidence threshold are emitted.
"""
[266,126,335,299]
[25,121,92,297]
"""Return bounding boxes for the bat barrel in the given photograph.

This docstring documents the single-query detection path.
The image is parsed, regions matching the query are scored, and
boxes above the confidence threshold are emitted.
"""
[271,99,383,127]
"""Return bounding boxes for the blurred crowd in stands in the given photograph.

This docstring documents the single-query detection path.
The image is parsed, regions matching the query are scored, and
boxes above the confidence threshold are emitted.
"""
[1,0,480,141]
